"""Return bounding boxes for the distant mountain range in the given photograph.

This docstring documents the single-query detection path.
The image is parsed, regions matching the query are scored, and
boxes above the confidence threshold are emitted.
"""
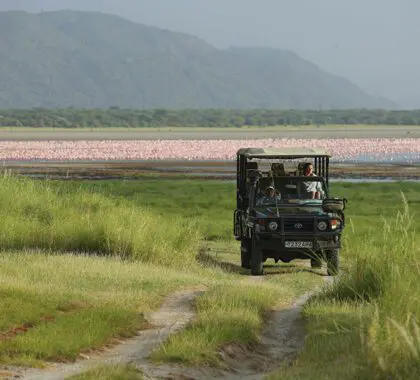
[0,10,396,109]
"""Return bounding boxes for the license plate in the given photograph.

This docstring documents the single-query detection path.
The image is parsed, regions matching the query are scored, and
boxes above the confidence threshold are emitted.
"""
[285,241,313,248]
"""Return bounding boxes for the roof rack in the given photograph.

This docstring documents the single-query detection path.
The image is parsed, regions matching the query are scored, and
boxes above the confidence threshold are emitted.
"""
[237,147,331,159]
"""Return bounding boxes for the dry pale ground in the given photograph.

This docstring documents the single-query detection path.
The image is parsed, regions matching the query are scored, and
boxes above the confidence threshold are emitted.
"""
[0,126,419,141]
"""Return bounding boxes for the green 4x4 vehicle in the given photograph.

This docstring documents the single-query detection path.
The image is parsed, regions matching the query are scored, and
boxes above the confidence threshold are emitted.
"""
[233,147,347,276]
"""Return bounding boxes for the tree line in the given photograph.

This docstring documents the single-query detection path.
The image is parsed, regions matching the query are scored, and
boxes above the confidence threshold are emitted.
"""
[1,108,420,128]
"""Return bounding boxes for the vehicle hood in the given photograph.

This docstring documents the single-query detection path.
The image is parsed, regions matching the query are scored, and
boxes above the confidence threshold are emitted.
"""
[253,205,326,217]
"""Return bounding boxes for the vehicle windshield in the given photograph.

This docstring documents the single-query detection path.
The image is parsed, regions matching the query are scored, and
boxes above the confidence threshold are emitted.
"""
[254,176,327,207]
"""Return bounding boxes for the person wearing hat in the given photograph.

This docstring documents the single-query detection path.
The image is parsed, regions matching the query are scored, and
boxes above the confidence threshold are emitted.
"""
[257,185,281,206]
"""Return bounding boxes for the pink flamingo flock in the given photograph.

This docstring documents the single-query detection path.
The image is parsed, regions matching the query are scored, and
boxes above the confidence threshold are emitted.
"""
[0,138,419,162]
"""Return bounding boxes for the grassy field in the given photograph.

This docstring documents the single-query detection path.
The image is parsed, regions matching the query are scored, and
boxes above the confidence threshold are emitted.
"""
[0,175,320,370]
[268,188,420,379]
[0,176,203,264]
[0,175,419,378]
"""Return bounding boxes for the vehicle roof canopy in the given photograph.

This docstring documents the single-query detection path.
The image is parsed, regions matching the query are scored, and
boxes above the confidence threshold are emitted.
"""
[237,147,331,159]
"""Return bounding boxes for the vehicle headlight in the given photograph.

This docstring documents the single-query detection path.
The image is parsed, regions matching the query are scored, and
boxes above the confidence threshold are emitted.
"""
[317,221,328,231]
[331,220,341,230]
[268,221,278,231]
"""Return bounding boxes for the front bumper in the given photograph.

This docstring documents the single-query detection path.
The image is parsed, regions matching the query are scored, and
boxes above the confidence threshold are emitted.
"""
[255,232,342,251]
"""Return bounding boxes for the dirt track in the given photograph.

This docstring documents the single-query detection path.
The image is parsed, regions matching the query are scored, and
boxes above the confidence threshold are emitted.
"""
[140,274,332,380]
[0,126,419,140]
[142,291,317,380]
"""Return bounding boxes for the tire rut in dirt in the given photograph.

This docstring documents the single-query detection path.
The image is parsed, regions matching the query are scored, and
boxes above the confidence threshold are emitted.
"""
[139,291,315,380]
[140,273,336,379]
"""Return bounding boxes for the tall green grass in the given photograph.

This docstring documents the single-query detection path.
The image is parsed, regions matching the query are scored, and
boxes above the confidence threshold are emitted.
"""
[45,177,235,241]
[341,194,420,379]
[0,175,200,266]
[274,193,420,379]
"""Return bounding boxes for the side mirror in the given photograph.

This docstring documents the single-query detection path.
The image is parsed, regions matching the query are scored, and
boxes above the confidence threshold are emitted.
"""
[322,197,348,213]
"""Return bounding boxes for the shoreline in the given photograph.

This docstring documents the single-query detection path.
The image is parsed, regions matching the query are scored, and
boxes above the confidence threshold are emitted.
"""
[2,160,420,181]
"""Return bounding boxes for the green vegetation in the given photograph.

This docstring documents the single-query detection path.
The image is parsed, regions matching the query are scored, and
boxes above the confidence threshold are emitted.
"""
[269,186,420,380]
[0,176,200,265]
[2,108,420,129]
[0,252,204,367]
[0,175,319,369]
[152,240,321,366]
[69,364,143,380]
[41,177,235,241]
[0,10,393,110]
[74,179,420,376]
[1,175,419,379]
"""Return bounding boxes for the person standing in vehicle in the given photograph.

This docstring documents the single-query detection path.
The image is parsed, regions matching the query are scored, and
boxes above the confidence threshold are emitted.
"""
[302,163,323,199]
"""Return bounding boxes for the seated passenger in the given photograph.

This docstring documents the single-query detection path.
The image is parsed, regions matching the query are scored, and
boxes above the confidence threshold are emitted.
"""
[257,186,281,205]
[301,163,324,199]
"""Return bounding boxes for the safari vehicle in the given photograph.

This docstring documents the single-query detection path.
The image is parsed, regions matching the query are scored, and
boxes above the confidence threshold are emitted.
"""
[233,147,347,276]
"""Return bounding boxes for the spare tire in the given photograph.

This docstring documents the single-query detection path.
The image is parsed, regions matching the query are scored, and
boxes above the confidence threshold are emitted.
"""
[323,198,345,212]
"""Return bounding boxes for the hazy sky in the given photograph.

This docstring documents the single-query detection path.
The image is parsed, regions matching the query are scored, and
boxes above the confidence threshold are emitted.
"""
[1,0,419,107]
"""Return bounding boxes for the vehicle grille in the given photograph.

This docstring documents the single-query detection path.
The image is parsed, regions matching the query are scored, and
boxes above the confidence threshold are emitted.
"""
[283,218,314,233]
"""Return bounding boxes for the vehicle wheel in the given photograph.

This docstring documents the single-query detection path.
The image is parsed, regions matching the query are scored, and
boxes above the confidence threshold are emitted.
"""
[326,249,339,276]
[251,236,264,276]
[241,239,251,269]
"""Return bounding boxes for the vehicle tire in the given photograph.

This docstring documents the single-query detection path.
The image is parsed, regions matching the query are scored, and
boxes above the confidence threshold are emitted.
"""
[251,236,264,276]
[326,249,339,276]
[241,239,251,269]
